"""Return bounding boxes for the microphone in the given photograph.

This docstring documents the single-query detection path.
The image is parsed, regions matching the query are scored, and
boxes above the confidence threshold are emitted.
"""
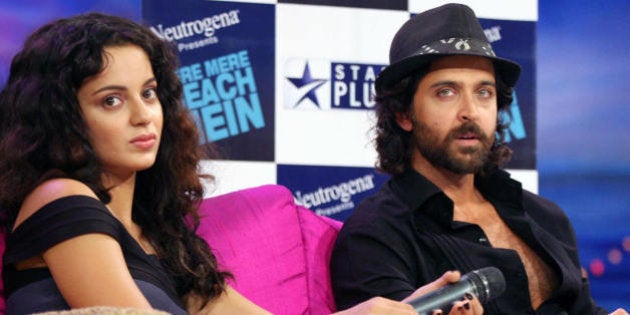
[407,266,506,314]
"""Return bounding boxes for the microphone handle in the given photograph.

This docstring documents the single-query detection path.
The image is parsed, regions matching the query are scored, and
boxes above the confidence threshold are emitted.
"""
[409,280,475,315]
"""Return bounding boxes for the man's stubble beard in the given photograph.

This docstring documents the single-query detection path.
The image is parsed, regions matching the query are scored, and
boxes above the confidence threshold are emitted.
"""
[411,118,494,175]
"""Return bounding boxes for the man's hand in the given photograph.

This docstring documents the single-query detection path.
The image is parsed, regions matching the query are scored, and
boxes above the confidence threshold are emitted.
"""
[402,271,483,315]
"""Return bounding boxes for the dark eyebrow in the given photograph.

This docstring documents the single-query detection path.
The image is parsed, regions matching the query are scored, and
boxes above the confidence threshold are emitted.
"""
[429,80,496,89]
[480,80,496,87]
[429,80,456,89]
[91,78,157,95]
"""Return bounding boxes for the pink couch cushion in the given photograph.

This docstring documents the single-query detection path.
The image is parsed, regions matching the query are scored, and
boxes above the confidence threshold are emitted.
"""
[196,184,341,315]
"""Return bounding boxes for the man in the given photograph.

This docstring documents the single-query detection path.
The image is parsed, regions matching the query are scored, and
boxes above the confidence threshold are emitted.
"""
[330,3,627,314]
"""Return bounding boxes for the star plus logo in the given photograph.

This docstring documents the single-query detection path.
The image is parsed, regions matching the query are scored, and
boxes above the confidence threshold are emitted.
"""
[283,59,330,110]
[286,62,327,108]
[282,59,382,111]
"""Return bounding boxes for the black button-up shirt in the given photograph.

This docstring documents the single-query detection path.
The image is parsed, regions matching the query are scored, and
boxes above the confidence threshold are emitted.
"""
[331,169,607,314]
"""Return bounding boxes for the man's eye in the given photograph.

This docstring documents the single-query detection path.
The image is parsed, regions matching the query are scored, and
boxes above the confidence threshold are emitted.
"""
[437,89,454,97]
[478,89,494,98]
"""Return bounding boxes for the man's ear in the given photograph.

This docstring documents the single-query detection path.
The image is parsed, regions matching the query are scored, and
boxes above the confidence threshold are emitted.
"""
[395,112,413,132]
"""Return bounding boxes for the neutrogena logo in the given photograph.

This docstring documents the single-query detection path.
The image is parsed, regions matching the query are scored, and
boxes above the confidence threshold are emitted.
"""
[293,174,376,216]
[150,10,241,51]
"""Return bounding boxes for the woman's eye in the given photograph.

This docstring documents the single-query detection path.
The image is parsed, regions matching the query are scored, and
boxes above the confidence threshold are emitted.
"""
[143,88,157,100]
[103,96,122,107]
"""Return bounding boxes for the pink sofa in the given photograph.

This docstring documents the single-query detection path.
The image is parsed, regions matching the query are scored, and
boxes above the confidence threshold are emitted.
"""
[0,184,342,315]
[197,184,342,314]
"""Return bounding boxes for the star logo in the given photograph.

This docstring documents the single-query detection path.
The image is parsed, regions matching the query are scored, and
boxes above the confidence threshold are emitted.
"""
[286,63,327,108]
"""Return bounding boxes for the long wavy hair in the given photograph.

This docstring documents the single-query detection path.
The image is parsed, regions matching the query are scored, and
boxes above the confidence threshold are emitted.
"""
[374,63,515,176]
[0,13,227,305]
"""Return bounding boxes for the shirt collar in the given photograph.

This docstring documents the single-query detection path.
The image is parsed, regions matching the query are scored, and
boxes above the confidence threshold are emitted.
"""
[475,169,524,208]
[391,168,525,227]
[391,169,443,209]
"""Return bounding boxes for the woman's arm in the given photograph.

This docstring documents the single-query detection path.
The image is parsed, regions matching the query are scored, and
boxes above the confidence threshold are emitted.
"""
[188,274,483,315]
[43,233,153,309]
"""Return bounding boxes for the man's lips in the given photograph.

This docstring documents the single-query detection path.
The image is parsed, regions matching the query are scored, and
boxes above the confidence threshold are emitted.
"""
[457,132,480,140]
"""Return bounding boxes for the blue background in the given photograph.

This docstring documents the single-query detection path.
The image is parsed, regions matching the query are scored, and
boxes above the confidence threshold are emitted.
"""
[537,0,630,309]
[0,0,627,310]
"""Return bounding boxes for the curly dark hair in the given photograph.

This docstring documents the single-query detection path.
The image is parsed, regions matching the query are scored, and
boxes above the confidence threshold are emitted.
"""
[0,12,227,305]
[374,63,514,176]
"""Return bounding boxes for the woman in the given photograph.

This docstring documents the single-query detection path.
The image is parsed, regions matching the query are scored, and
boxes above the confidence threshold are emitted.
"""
[0,13,477,315]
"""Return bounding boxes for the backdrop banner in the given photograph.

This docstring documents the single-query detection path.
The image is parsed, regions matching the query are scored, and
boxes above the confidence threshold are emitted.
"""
[143,0,537,219]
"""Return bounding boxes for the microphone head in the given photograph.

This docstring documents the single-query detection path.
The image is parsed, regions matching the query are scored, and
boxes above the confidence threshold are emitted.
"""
[464,266,506,303]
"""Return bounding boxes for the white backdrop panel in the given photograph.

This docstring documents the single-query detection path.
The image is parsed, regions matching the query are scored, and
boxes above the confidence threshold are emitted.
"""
[276,4,408,167]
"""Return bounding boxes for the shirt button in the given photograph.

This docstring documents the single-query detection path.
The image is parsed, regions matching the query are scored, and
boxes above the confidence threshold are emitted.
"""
[478,237,488,243]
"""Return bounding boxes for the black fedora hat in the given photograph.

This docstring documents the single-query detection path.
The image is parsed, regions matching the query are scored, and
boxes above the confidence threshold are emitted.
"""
[375,3,521,92]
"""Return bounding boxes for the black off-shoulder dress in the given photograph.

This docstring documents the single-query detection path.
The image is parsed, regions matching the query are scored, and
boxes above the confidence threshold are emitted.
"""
[2,195,188,315]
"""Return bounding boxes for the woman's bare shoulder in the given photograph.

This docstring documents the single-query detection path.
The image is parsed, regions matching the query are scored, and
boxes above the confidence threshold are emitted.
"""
[14,178,99,230]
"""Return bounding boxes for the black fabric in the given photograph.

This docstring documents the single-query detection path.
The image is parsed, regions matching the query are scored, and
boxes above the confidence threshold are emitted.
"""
[2,195,187,314]
[330,169,607,315]
[375,3,520,92]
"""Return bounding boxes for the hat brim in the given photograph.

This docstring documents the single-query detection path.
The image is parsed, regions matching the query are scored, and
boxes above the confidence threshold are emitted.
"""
[375,53,521,92]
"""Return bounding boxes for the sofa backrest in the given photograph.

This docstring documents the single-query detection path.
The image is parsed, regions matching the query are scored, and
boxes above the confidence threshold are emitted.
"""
[196,184,342,315]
